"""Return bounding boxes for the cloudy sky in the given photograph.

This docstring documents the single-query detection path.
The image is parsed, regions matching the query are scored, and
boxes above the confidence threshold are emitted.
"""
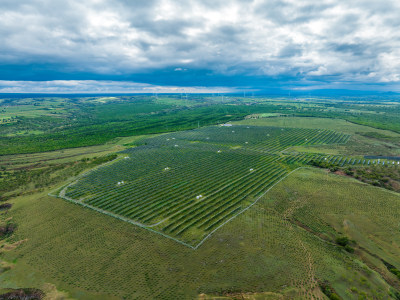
[1,0,400,93]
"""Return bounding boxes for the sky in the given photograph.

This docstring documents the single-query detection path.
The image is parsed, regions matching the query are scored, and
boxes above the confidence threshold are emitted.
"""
[1,0,400,93]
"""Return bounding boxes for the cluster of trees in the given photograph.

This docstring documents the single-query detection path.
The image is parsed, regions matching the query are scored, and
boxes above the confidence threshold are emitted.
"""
[310,160,400,192]
[310,160,339,172]
[1,96,400,156]
[0,98,277,155]
[353,166,399,191]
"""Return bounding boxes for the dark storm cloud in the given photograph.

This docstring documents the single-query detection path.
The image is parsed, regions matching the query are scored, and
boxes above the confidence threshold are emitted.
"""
[0,0,399,91]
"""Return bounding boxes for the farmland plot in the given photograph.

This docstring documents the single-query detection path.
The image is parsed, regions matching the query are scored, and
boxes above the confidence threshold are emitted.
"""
[53,125,350,247]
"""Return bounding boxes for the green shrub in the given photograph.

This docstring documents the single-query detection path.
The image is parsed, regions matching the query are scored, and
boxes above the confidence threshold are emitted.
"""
[344,245,355,253]
[344,168,354,176]
[319,280,342,300]
[336,236,349,247]
[390,268,400,280]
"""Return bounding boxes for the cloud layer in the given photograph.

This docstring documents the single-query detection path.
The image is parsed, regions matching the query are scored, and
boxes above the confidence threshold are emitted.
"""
[1,0,400,90]
[0,80,234,93]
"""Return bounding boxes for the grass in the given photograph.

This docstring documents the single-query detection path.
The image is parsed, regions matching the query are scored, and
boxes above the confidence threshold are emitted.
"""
[49,122,397,248]
[0,134,145,171]
[268,168,400,297]
[2,97,400,299]
[2,168,399,299]
[0,106,66,119]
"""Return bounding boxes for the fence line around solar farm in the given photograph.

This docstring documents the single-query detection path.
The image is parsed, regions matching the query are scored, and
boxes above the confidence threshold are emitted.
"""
[51,165,306,250]
[49,155,398,250]
[49,157,289,249]
[51,164,291,246]
[48,125,359,248]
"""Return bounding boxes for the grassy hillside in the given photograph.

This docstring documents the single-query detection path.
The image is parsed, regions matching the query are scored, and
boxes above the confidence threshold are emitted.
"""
[2,168,400,299]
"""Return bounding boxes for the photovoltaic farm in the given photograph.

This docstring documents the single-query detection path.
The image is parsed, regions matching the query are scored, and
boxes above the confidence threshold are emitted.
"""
[4,95,400,299]
[53,125,354,247]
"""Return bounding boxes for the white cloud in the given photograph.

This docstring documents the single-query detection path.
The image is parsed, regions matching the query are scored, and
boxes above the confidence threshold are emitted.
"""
[0,80,235,93]
[0,0,399,85]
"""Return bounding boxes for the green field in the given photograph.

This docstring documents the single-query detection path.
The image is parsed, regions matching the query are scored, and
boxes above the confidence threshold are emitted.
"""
[1,95,400,299]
